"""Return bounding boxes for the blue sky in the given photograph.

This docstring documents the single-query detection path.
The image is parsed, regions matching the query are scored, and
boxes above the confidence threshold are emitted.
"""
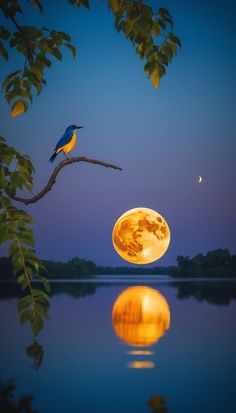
[1,0,236,266]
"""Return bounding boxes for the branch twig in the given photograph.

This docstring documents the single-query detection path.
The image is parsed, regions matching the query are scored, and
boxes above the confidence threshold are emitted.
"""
[12,156,122,205]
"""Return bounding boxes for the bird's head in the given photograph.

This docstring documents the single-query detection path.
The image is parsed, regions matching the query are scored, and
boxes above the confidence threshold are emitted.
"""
[66,124,83,134]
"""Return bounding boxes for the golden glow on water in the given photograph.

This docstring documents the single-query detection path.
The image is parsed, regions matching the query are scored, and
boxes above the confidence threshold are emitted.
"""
[112,286,170,347]
[112,207,170,264]
[126,350,154,356]
[127,361,154,369]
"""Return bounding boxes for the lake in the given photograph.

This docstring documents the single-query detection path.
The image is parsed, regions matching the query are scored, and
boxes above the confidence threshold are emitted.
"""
[0,276,236,413]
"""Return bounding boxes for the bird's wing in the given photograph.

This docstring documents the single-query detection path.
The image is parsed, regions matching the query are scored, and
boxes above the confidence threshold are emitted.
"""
[54,130,72,150]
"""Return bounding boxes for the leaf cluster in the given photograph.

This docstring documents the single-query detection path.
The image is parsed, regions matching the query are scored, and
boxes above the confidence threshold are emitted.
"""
[109,1,181,89]
[0,1,76,116]
[0,381,38,413]
[0,136,34,196]
[26,339,44,369]
[0,0,181,116]
[0,136,50,336]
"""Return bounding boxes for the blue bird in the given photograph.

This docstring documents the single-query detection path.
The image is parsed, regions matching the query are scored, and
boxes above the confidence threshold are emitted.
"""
[49,124,83,162]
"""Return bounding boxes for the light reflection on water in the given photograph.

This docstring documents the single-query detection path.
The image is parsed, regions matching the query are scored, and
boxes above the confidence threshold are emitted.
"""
[112,286,171,368]
[0,277,236,413]
[128,361,155,369]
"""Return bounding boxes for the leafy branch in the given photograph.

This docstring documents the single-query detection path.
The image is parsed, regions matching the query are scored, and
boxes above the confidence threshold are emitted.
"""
[0,0,76,116]
[0,1,181,118]
[0,137,50,336]
[109,0,181,89]
[0,136,121,335]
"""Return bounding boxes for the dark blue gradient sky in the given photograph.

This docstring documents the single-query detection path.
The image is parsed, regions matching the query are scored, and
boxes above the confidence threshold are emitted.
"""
[1,0,236,266]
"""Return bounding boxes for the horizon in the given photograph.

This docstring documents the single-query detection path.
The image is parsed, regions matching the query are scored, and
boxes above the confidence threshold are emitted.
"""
[0,246,234,269]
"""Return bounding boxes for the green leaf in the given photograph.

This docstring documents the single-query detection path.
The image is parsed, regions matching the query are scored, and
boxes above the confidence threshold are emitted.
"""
[49,47,62,60]
[0,42,8,60]
[13,259,24,277]
[37,53,52,67]
[158,51,169,66]
[31,66,43,81]
[32,316,44,336]
[159,7,171,17]
[20,309,33,324]
[17,274,28,290]
[165,41,177,55]
[11,209,34,224]
[39,275,51,293]
[8,241,18,256]
[64,43,76,58]
[35,303,49,319]
[168,33,182,47]
[2,71,21,90]
[17,295,32,312]
[0,224,9,244]
[58,31,71,42]
[43,279,50,293]
[152,21,160,36]
[18,234,35,247]
[32,288,49,303]
[5,77,21,93]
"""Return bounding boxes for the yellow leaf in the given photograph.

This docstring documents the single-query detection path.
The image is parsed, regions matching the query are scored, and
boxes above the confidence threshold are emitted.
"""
[151,68,160,90]
[109,0,123,14]
[12,101,26,118]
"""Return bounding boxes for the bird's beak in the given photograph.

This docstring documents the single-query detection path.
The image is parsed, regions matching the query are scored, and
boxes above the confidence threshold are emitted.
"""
[76,126,83,129]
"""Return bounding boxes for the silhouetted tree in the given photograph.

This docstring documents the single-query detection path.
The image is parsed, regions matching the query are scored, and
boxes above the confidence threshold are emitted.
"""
[0,382,38,413]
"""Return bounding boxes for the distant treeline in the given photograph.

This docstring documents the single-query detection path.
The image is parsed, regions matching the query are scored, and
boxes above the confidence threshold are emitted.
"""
[0,256,174,278]
[173,249,236,277]
[0,249,235,279]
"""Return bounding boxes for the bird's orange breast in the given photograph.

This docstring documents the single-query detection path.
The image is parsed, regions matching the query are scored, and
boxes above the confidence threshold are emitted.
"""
[60,133,77,154]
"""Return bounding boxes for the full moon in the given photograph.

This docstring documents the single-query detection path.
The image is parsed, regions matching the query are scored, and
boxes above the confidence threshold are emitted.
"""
[112,207,171,264]
[112,286,170,347]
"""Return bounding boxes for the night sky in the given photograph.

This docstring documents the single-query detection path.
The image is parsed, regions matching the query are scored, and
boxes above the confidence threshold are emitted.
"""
[1,0,236,266]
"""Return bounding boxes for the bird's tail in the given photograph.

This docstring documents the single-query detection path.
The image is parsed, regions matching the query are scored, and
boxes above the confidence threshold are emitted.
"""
[49,152,57,163]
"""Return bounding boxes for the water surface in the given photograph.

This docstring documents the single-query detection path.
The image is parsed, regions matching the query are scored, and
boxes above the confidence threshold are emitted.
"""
[0,276,236,413]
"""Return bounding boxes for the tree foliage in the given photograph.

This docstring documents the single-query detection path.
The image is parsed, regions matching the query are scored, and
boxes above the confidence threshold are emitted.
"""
[0,381,38,413]
[0,0,181,117]
[0,137,50,336]
[175,249,235,277]
[0,0,76,116]
[109,1,181,89]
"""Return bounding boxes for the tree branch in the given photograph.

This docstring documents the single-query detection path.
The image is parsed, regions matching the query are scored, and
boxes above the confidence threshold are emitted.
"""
[12,156,122,205]
[0,0,34,62]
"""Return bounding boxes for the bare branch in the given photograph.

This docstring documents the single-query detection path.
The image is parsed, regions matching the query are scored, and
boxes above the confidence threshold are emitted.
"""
[12,156,122,205]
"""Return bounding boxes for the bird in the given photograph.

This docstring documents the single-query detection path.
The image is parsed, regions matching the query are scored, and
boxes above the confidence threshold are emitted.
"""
[49,124,83,162]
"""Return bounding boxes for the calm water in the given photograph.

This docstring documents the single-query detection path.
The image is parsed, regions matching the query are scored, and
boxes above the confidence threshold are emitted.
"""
[1,276,236,413]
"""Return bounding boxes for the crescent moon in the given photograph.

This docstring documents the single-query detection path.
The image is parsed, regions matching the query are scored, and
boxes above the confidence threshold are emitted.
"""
[198,176,203,183]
